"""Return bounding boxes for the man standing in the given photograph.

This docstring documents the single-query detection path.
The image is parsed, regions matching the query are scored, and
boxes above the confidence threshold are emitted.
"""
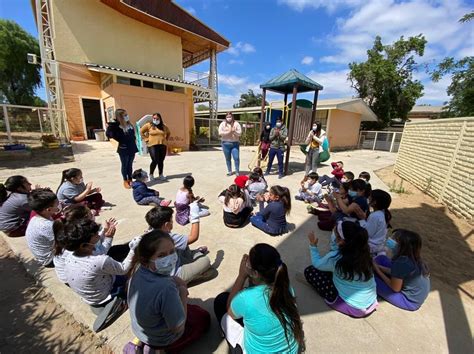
[265,118,288,179]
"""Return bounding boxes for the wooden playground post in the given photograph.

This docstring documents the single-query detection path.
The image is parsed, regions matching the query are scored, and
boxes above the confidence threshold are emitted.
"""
[284,84,298,175]
[283,93,288,124]
[311,90,319,124]
[259,88,267,132]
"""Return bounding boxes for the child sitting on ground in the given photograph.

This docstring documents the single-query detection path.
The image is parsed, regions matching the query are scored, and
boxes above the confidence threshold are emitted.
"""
[373,229,430,311]
[359,189,392,256]
[145,205,215,284]
[131,169,171,207]
[25,188,59,267]
[175,175,210,226]
[246,172,267,205]
[0,175,33,237]
[218,184,253,228]
[296,172,323,203]
[57,168,105,212]
[250,185,291,236]
[359,171,372,197]
[318,161,344,187]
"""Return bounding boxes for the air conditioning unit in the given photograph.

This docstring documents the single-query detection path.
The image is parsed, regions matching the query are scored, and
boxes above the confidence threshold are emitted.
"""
[27,53,38,65]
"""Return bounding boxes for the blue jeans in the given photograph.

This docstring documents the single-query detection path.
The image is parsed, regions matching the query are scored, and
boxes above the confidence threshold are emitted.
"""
[266,147,284,177]
[250,214,285,236]
[118,151,135,180]
[222,141,240,173]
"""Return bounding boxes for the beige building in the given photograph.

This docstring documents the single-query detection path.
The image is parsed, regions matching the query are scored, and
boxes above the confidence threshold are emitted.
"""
[195,98,378,150]
[33,0,229,148]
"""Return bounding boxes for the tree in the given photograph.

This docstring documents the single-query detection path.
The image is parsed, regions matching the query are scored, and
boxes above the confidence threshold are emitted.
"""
[348,35,426,129]
[195,104,209,111]
[233,89,268,108]
[0,20,42,106]
[429,13,474,117]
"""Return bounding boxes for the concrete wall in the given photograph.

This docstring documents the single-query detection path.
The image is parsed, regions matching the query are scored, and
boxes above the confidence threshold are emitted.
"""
[394,118,474,222]
[327,109,361,149]
[102,83,192,149]
[52,0,183,78]
[59,62,102,139]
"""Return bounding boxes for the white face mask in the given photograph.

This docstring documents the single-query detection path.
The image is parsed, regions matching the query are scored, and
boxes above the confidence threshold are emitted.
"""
[153,119,160,125]
[124,115,130,122]
[153,252,178,276]
[276,122,282,128]
[312,125,318,131]
[226,117,233,123]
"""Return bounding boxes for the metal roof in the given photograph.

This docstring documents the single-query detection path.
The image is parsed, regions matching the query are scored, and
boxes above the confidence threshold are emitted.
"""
[260,69,324,93]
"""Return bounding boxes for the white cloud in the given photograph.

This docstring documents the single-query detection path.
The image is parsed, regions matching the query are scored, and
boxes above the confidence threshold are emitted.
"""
[226,41,256,56]
[301,56,314,65]
[306,69,356,97]
[186,7,196,16]
[218,94,240,109]
[319,0,472,66]
[228,59,244,65]
[279,0,363,12]
[218,73,263,108]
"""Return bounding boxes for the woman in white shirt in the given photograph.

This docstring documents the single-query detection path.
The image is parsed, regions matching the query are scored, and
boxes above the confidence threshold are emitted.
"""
[304,122,326,174]
[218,112,242,176]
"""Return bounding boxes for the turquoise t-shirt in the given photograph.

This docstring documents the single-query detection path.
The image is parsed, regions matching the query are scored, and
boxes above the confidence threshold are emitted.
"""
[231,285,299,354]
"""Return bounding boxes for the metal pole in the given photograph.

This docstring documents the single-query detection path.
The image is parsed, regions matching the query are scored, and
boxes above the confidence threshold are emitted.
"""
[259,88,266,132]
[389,132,396,152]
[38,109,43,134]
[372,132,378,150]
[311,90,319,124]
[2,105,13,144]
[208,118,211,145]
[284,85,298,175]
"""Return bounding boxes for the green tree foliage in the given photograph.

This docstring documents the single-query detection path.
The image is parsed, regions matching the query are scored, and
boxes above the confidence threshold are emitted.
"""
[429,13,474,118]
[0,20,42,105]
[195,104,209,111]
[233,89,268,108]
[348,35,426,129]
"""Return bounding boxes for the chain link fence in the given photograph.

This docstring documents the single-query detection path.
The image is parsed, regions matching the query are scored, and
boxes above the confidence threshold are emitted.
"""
[193,118,261,146]
[358,131,403,153]
[1,104,69,148]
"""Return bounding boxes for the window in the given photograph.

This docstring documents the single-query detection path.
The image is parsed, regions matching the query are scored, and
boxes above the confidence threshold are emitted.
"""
[143,80,153,88]
[153,83,165,90]
[130,78,141,87]
[116,76,130,85]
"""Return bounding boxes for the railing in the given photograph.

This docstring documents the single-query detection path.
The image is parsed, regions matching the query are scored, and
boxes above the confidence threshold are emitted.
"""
[184,70,209,88]
[0,103,69,147]
[193,118,261,146]
[358,130,403,153]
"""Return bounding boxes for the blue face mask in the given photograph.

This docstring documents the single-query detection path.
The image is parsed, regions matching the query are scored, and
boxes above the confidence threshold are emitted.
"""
[386,238,398,253]
[348,190,358,198]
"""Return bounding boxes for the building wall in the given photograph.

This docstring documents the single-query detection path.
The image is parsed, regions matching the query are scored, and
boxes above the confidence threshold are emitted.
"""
[102,83,191,149]
[394,118,474,221]
[59,62,102,138]
[326,109,361,149]
[52,0,183,78]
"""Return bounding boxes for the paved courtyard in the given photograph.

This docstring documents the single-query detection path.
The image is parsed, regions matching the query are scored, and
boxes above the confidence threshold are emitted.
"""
[1,141,472,353]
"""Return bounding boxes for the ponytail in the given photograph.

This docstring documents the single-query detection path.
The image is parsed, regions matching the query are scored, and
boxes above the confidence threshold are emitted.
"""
[58,168,81,192]
[249,244,305,351]
[270,185,291,214]
[0,175,29,205]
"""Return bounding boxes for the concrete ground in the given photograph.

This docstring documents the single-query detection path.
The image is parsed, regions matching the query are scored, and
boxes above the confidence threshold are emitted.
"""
[1,141,472,353]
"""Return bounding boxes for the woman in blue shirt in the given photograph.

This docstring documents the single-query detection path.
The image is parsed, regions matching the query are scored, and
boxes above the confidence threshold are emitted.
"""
[303,221,378,318]
[214,243,305,353]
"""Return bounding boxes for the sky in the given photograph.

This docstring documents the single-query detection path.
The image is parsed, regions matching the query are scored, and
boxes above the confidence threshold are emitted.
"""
[1,0,473,109]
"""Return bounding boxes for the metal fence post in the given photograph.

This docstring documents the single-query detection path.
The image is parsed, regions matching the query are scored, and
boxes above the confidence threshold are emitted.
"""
[389,132,396,152]
[208,118,211,145]
[2,105,13,144]
[37,109,43,134]
[372,132,378,150]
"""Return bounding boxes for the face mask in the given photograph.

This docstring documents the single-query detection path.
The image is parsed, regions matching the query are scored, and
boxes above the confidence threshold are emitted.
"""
[276,122,282,128]
[341,177,347,183]
[79,178,84,184]
[348,190,358,198]
[312,126,318,132]
[386,238,398,253]
[153,252,178,276]
[153,119,160,125]
[124,115,130,122]
[226,117,233,123]
[266,125,271,130]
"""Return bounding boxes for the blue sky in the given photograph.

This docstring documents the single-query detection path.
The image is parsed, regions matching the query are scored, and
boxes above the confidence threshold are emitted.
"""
[1,0,473,108]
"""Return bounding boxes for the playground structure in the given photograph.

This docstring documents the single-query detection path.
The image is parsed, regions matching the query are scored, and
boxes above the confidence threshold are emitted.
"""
[259,69,324,175]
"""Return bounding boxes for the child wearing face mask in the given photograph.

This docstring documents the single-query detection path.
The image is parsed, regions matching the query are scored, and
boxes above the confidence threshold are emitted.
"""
[131,169,171,207]
[25,188,60,267]
[124,230,210,353]
[259,123,272,159]
[57,168,105,213]
[334,179,369,220]
[373,229,431,311]
[295,172,323,203]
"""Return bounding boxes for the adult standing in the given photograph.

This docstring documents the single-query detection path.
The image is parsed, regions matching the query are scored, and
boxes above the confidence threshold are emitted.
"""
[218,112,242,176]
[140,113,171,181]
[265,118,288,179]
[304,122,326,175]
[106,109,138,189]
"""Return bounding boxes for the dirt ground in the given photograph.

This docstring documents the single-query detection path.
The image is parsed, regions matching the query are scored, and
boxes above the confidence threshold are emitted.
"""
[0,237,112,354]
[376,165,474,298]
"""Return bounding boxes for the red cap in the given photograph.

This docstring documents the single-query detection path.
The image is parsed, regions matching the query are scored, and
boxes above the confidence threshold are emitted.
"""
[234,175,249,189]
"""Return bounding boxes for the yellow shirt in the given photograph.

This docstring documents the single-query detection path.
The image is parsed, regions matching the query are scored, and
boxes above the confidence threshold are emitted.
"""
[140,122,170,146]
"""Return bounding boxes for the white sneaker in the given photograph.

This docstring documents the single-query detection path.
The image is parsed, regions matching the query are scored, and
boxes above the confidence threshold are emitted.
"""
[149,174,155,181]
[159,174,167,181]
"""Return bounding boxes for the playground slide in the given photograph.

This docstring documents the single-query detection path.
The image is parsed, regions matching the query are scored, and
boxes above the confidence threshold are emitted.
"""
[135,114,153,156]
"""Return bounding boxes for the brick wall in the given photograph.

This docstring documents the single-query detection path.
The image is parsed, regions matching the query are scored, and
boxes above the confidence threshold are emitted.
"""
[394,117,474,222]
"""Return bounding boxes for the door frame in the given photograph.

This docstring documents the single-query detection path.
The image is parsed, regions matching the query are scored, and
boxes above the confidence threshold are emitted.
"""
[79,96,106,139]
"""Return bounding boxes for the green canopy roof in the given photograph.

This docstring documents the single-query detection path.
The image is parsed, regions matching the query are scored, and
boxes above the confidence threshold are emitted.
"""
[260,69,324,94]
